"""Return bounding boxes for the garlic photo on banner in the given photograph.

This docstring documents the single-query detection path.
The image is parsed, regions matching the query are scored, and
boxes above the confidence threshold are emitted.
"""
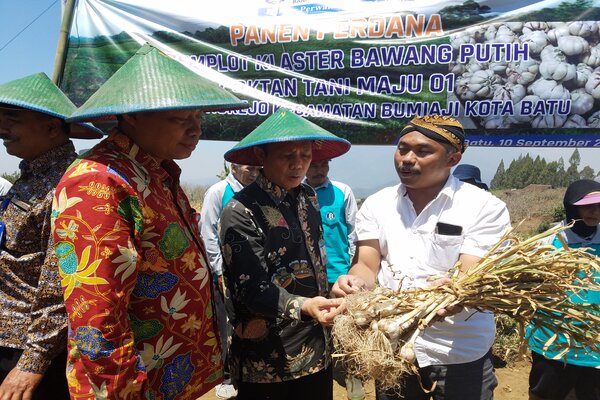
[450,21,600,129]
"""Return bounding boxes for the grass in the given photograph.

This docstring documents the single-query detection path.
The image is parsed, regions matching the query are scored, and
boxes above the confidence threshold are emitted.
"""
[493,185,564,237]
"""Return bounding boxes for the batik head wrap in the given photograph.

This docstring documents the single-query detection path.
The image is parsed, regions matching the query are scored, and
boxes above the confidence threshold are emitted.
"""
[398,115,467,153]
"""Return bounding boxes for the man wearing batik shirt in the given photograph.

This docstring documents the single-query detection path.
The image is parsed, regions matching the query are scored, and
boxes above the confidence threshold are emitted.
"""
[220,108,349,400]
[52,44,247,400]
[200,163,260,400]
[0,72,101,399]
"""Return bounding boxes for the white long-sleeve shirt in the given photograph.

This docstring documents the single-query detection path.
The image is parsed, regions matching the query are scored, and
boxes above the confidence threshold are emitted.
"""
[199,173,244,275]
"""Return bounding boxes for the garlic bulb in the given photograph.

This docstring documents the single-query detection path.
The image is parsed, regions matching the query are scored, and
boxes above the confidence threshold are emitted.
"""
[587,110,600,127]
[546,25,571,44]
[521,31,549,54]
[573,63,593,88]
[570,89,595,114]
[563,114,587,128]
[523,21,549,34]
[584,68,600,98]
[529,79,570,100]
[506,59,539,85]
[539,59,576,82]
[557,36,589,56]
[531,114,566,128]
[582,44,600,67]
[467,70,503,98]
[540,45,567,62]
[493,82,526,104]
[568,21,597,38]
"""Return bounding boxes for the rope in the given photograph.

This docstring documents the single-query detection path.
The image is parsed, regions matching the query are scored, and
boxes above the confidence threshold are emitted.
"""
[0,0,59,54]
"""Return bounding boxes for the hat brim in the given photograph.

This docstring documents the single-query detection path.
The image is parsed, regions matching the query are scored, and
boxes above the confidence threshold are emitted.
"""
[68,102,249,123]
[573,192,600,206]
[0,103,103,139]
[224,136,351,166]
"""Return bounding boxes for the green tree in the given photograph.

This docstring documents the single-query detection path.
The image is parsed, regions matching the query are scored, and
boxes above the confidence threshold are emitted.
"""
[579,165,596,180]
[568,149,581,169]
[564,149,581,184]
[490,159,506,189]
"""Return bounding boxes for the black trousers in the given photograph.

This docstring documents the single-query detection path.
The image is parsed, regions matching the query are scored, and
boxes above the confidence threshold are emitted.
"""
[237,365,333,400]
[529,351,600,400]
[376,350,497,400]
[0,346,69,400]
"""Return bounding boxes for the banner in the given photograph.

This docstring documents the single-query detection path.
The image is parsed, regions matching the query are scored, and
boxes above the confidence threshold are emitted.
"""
[60,0,600,146]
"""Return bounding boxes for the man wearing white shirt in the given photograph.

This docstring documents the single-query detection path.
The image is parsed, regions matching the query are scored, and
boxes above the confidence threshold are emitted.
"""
[332,115,510,400]
[200,163,260,400]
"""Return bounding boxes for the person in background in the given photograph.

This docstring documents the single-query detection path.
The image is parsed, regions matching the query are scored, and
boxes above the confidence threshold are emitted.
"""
[0,176,12,197]
[528,179,600,400]
[0,72,101,399]
[304,159,363,400]
[52,43,247,399]
[200,162,260,400]
[219,108,349,400]
[305,159,357,292]
[332,115,511,400]
[452,164,489,191]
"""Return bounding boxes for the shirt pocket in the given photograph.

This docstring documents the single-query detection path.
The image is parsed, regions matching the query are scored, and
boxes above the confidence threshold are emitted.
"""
[424,233,464,272]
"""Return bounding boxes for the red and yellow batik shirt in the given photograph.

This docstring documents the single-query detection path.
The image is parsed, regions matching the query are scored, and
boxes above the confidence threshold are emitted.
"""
[51,132,222,400]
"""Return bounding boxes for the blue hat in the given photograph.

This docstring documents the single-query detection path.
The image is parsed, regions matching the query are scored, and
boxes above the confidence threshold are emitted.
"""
[453,164,488,190]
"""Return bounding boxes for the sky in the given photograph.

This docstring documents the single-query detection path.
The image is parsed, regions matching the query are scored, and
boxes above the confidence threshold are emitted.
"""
[1,1,599,198]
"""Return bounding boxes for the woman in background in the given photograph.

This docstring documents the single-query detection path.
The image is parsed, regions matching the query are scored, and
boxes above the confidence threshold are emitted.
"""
[528,179,600,400]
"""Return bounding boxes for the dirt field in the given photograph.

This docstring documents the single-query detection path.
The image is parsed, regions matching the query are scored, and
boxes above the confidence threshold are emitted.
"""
[198,359,534,399]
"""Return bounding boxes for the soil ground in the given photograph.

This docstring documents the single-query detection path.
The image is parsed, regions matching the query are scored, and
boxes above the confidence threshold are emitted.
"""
[198,359,537,399]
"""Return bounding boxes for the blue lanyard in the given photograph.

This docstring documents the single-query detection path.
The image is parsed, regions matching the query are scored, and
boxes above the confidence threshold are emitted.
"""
[0,197,10,212]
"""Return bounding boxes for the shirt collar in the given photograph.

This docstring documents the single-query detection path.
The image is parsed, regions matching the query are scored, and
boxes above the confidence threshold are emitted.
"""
[108,130,181,183]
[256,170,301,205]
[396,175,456,205]
[305,177,331,190]
[19,141,75,175]
[226,172,245,192]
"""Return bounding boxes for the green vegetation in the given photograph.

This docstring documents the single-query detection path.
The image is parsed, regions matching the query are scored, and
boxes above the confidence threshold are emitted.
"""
[439,0,492,29]
[490,149,597,190]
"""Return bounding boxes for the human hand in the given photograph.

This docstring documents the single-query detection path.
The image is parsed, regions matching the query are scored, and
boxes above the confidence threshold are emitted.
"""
[301,296,345,326]
[429,277,463,321]
[330,275,367,298]
[0,367,43,400]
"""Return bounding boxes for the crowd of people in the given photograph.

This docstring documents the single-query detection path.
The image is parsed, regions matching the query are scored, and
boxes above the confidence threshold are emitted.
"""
[0,42,598,400]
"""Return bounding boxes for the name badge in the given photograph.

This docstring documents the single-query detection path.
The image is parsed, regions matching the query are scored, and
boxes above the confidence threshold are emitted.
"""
[319,239,328,266]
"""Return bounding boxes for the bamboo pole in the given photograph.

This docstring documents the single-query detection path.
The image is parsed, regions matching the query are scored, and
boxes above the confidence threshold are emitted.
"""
[52,0,77,85]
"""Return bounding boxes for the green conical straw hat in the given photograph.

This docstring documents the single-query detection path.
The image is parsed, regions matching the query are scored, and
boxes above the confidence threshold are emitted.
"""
[68,43,248,122]
[0,73,102,139]
[224,108,351,166]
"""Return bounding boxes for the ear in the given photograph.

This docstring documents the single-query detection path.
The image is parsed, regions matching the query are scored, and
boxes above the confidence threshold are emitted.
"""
[253,146,266,165]
[46,117,65,139]
[447,151,462,168]
[121,113,137,126]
